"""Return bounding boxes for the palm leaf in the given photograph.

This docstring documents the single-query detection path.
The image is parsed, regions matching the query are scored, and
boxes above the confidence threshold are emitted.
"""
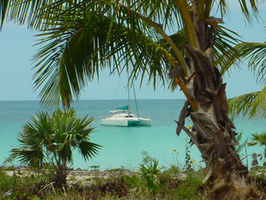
[32,5,185,107]
[247,132,266,146]
[78,141,101,161]
[221,41,266,83]
[175,0,197,48]
[228,86,266,118]
[0,0,9,29]
[214,0,259,21]
[6,109,100,168]
[239,42,265,84]
[3,0,264,107]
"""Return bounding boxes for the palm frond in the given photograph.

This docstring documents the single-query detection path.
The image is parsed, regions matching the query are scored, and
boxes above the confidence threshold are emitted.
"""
[78,141,101,161]
[214,0,260,21]
[175,0,198,48]
[237,0,259,21]
[167,25,241,91]
[5,0,264,107]
[4,0,183,30]
[228,86,266,119]
[214,26,242,70]
[247,132,266,146]
[0,0,9,29]
[6,109,100,168]
[33,4,185,107]
[221,41,266,83]
[242,42,265,83]
[5,0,64,29]
[235,132,248,154]
[7,146,45,167]
[223,42,266,84]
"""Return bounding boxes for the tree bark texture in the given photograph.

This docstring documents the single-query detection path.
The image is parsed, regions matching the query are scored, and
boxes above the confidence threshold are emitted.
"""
[174,4,260,199]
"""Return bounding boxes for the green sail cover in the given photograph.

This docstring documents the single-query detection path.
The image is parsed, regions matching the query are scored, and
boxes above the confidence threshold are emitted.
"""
[116,105,129,110]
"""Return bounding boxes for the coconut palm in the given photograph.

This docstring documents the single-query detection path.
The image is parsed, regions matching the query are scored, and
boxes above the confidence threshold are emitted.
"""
[1,0,265,198]
[7,109,101,187]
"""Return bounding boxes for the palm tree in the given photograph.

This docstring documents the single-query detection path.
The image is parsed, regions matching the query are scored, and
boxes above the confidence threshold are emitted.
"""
[7,109,101,187]
[1,0,264,198]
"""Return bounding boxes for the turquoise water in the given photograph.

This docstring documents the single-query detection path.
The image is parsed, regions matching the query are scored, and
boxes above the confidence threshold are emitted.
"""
[0,100,265,170]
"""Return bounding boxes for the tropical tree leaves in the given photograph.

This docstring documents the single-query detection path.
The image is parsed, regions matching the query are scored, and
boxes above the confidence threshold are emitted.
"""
[247,132,266,163]
[228,86,266,119]
[0,0,264,107]
[0,0,9,28]
[32,8,176,107]
[237,42,266,84]
[223,37,266,118]
[222,41,266,83]
[248,132,266,147]
[6,109,101,167]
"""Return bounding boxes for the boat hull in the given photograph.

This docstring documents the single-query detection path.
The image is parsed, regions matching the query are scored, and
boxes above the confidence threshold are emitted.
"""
[100,118,151,127]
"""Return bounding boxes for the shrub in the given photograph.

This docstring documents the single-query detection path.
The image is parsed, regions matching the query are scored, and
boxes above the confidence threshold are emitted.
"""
[176,175,203,200]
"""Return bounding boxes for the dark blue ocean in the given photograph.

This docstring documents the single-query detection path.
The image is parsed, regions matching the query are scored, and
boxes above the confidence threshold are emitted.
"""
[0,100,265,170]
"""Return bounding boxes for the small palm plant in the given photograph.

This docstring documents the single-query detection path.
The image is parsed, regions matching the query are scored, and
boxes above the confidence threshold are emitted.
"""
[248,132,266,167]
[139,151,163,199]
[7,109,101,187]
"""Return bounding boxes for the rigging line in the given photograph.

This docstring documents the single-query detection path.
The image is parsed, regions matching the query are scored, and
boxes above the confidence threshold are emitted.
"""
[127,68,130,115]
[133,84,140,117]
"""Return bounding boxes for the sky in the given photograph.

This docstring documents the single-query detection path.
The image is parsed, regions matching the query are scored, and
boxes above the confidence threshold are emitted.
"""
[0,3,265,101]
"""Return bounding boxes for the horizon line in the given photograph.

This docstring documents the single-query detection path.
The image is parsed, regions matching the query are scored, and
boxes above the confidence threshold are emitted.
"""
[0,98,186,102]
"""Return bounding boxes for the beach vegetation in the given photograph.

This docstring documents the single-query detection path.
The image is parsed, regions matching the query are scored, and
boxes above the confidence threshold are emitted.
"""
[183,143,193,172]
[1,0,265,198]
[0,158,265,199]
[248,132,266,167]
[139,151,163,198]
[0,165,208,200]
[5,109,101,188]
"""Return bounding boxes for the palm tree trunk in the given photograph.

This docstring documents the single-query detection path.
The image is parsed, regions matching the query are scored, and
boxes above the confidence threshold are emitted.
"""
[54,164,68,188]
[175,8,259,199]
[178,55,258,200]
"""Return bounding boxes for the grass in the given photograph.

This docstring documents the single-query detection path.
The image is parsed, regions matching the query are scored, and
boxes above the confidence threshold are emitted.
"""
[0,165,206,200]
[1,150,265,200]
[0,165,265,200]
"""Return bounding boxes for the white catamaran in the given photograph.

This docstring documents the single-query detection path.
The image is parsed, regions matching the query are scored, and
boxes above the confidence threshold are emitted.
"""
[100,105,152,127]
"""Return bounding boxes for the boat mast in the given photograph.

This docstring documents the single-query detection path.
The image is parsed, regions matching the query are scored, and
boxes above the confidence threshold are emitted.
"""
[127,69,130,115]
[133,84,140,117]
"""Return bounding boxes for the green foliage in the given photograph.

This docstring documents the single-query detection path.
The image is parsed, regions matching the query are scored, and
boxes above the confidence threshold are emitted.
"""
[7,109,101,168]
[3,164,264,200]
[235,132,248,153]
[139,151,163,198]
[248,132,266,147]
[0,169,13,193]
[0,168,52,200]
[249,167,266,195]
[223,42,266,85]
[1,0,262,107]
[6,109,101,187]
[176,175,203,200]
[224,38,266,119]
[228,86,266,119]
[248,132,266,166]
[165,165,180,176]
[184,143,192,172]
[90,165,100,171]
